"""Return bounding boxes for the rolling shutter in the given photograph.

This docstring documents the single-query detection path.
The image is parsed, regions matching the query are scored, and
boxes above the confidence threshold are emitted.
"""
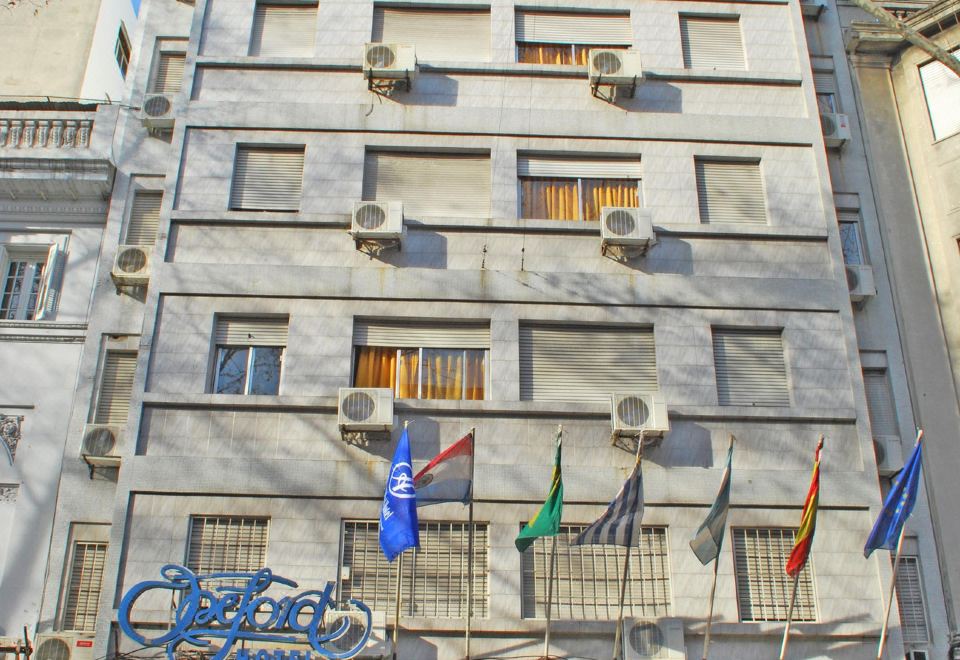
[813,72,836,95]
[863,370,899,436]
[250,4,317,57]
[362,151,490,218]
[230,146,305,211]
[896,556,930,643]
[151,52,185,94]
[215,317,288,346]
[713,329,789,406]
[63,541,107,631]
[354,320,488,348]
[515,11,632,45]
[125,191,162,246]
[519,324,658,402]
[696,159,766,224]
[517,156,642,178]
[94,351,137,425]
[680,16,745,70]
[373,7,490,61]
[919,53,960,140]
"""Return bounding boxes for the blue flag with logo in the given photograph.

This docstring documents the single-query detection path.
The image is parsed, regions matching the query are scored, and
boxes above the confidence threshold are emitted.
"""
[864,435,923,558]
[380,428,420,562]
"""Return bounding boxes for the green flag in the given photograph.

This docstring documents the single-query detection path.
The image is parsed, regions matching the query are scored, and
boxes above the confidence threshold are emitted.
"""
[515,428,563,552]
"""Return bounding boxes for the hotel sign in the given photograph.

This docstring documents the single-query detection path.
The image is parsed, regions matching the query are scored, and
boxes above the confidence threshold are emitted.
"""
[118,565,372,660]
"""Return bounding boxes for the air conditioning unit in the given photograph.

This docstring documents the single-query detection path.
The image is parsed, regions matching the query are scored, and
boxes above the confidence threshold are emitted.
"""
[601,207,656,251]
[34,634,96,660]
[111,245,151,287]
[801,0,827,18]
[139,94,175,129]
[323,610,390,658]
[846,264,876,302]
[338,388,394,432]
[363,43,416,79]
[81,424,122,465]
[351,201,403,241]
[623,618,685,659]
[874,435,904,476]
[611,393,669,439]
[821,112,851,148]
[588,49,644,86]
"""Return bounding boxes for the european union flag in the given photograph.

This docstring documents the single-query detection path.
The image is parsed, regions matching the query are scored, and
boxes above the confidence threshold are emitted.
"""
[864,435,923,557]
[379,428,420,562]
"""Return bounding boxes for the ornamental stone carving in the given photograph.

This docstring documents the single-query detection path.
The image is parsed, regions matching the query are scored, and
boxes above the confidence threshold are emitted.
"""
[0,415,23,464]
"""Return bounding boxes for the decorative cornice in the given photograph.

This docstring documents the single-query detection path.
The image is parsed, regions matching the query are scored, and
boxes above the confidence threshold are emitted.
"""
[0,200,108,217]
[0,415,22,465]
[0,333,85,343]
[0,321,87,330]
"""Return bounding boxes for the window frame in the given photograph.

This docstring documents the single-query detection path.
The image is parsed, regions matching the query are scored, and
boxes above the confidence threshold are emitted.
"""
[732,527,818,623]
[61,540,108,632]
[838,212,866,265]
[712,326,790,407]
[518,176,642,222]
[679,14,746,71]
[918,49,960,142]
[185,515,270,584]
[0,247,48,321]
[115,24,132,78]
[148,42,188,95]
[896,554,931,645]
[351,345,489,401]
[213,344,284,396]
[515,42,627,66]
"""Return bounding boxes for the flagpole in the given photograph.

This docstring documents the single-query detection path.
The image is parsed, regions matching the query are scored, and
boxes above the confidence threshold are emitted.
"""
[465,427,476,660]
[612,439,644,660]
[778,573,800,660]
[392,551,403,660]
[701,556,720,660]
[876,525,907,660]
[544,534,558,660]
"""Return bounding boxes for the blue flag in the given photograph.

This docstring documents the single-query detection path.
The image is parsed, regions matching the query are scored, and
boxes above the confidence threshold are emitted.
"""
[864,435,923,558]
[380,429,420,562]
[690,439,733,565]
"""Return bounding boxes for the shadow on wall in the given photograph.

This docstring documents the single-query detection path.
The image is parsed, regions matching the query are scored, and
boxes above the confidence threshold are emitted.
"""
[372,74,459,108]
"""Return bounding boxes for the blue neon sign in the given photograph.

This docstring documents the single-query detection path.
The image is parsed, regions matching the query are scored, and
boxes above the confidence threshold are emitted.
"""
[118,565,372,660]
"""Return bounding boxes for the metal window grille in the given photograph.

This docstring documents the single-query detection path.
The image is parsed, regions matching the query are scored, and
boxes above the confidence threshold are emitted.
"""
[63,541,107,631]
[520,525,671,620]
[187,516,269,586]
[712,328,789,407]
[896,556,930,644]
[733,528,816,622]
[340,521,488,618]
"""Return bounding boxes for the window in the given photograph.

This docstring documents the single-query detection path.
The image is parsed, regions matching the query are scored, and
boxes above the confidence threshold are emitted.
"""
[680,16,745,70]
[125,191,162,246]
[518,157,641,222]
[352,320,488,400]
[863,369,899,437]
[362,151,490,219]
[695,159,766,224]
[213,317,287,395]
[372,6,490,62]
[62,540,107,631]
[515,11,631,65]
[896,556,930,644]
[93,351,138,425]
[520,525,670,619]
[712,328,789,406]
[733,528,816,622]
[838,210,865,265]
[813,71,838,114]
[150,51,186,94]
[230,145,305,212]
[187,516,269,583]
[250,3,317,57]
[519,324,658,403]
[0,246,56,321]
[919,51,960,141]
[115,24,132,78]
[340,521,488,618]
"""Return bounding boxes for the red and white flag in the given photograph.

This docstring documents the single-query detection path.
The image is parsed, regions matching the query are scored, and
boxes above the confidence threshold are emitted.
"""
[414,432,474,507]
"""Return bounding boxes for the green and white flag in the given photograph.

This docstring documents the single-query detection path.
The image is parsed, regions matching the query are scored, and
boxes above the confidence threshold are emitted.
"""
[515,429,563,552]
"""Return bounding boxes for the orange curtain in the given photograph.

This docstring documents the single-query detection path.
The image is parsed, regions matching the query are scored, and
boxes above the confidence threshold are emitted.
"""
[518,43,575,65]
[397,349,419,398]
[574,45,591,66]
[581,179,639,222]
[354,347,397,390]
[521,179,579,220]
[356,347,485,400]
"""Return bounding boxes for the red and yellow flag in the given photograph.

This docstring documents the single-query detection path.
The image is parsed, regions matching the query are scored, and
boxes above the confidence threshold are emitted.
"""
[786,437,824,577]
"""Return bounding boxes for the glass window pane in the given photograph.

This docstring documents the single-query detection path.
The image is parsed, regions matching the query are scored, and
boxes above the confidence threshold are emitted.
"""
[215,347,249,394]
[839,222,863,265]
[25,262,44,319]
[397,349,420,398]
[581,178,639,222]
[520,178,580,220]
[1,262,26,319]
[465,349,485,400]
[518,43,574,65]
[249,347,282,395]
[354,346,397,389]
[816,93,837,114]
[421,348,464,400]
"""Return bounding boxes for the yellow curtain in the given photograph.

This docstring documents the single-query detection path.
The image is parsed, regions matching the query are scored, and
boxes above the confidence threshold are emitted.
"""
[397,349,419,398]
[574,45,590,66]
[464,350,485,400]
[582,179,639,222]
[356,347,485,400]
[354,347,397,389]
[521,179,579,220]
[518,43,575,65]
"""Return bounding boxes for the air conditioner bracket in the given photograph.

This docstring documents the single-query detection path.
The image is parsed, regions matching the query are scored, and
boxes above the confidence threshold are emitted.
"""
[340,428,392,445]
[602,242,649,262]
[367,72,412,97]
[591,75,638,103]
[82,453,121,479]
[610,431,663,453]
[354,237,401,256]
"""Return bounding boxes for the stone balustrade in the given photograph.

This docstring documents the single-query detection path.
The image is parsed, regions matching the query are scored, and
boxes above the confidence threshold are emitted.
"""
[0,117,94,149]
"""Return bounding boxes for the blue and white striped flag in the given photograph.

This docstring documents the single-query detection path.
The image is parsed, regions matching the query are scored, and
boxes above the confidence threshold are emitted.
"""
[690,439,734,565]
[571,458,643,547]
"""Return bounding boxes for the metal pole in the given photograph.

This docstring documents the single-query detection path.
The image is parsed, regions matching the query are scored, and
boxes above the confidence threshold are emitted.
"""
[778,573,800,660]
[544,534,557,660]
[465,428,476,660]
[877,526,908,660]
[612,544,632,660]
[701,556,721,660]
[392,552,404,660]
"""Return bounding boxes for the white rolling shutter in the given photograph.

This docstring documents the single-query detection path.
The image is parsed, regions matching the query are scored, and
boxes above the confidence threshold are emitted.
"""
[896,556,930,644]
[63,541,107,631]
[813,71,836,94]
[215,317,288,346]
[515,11,632,45]
[680,16,746,70]
[919,53,960,141]
[362,151,490,218]
[125,191,162,246]
[94,351,138,425]
[517,156,642,178]
[373,7,490,61]
[863,370,899,436]
[695,159,766,224]
[519,324,658,402]
[230,146,305,211]
[250,4,317,57]
[713,329,789,406]
[354,320,488,348]
[151,52,186,94]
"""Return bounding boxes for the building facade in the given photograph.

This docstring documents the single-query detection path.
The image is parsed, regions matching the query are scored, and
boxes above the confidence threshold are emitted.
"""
[27,0,957,658]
